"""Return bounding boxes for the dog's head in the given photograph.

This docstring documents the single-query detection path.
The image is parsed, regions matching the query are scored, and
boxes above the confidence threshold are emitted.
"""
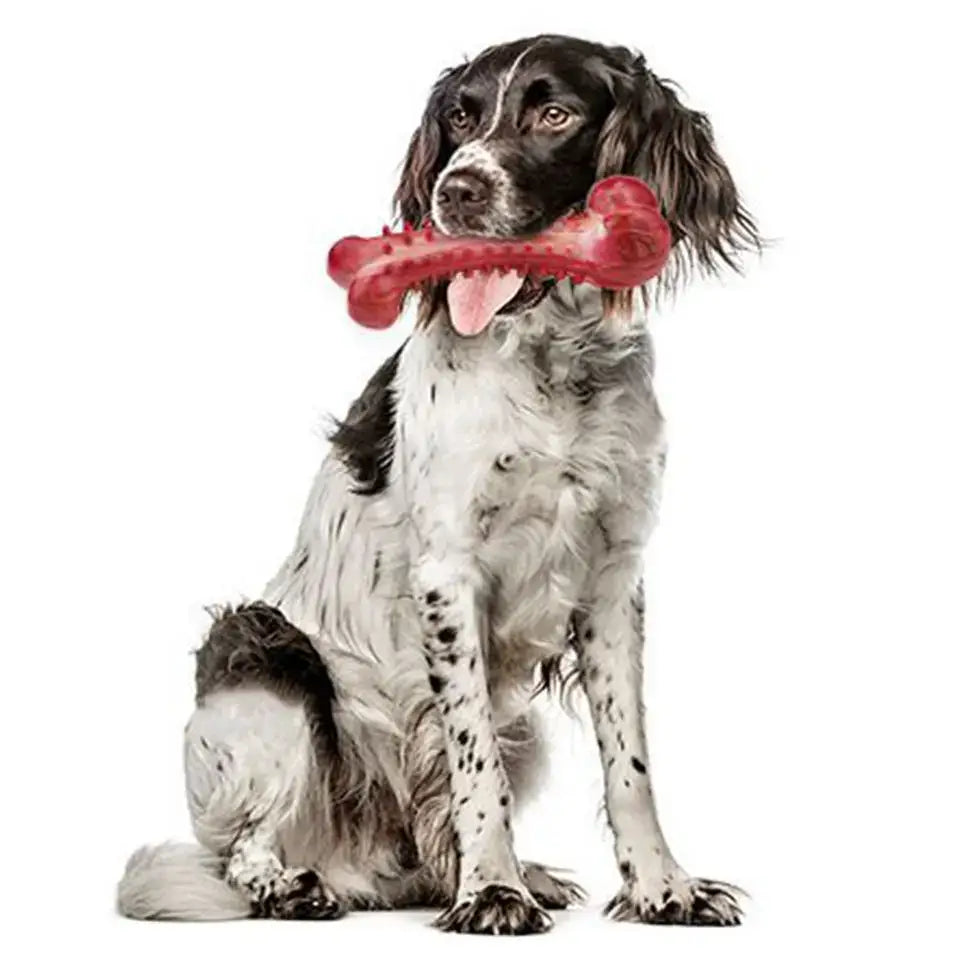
[394,35,760,333]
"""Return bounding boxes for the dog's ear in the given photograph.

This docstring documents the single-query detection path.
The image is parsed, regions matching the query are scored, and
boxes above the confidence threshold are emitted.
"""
[595,50,761,286]
[393,64,467,324]
[394,65,466,227]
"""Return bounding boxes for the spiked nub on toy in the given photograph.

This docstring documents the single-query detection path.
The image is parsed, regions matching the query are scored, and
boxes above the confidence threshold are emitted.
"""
[327,175,671,332]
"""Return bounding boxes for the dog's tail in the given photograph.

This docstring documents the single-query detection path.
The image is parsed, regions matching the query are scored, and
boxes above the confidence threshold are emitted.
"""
[117,842,251,921]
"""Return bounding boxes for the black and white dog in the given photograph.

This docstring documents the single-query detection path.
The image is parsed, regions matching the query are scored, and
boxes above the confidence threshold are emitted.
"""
[118,34,760,933]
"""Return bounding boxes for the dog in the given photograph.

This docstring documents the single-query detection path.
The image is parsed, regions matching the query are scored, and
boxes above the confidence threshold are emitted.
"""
[117,34,760,933]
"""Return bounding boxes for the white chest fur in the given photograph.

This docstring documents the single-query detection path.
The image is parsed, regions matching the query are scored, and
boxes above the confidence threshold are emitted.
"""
[393,288,665,683]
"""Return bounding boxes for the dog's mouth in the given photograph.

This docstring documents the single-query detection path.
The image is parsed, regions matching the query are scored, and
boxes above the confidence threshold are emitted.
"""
[443,203,583,336]
[446,271,550,336]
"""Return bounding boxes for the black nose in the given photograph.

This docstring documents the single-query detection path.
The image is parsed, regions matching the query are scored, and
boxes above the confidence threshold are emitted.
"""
[437,171,492,217]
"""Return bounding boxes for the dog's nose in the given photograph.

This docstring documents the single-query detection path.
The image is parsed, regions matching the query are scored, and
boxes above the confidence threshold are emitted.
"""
[437,171,491,217]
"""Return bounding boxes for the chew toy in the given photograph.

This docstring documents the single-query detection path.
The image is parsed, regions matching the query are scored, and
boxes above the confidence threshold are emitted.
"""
[327,175,670,334]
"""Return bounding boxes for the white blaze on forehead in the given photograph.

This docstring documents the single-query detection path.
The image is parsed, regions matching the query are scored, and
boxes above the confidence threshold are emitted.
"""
[482,41,543,141]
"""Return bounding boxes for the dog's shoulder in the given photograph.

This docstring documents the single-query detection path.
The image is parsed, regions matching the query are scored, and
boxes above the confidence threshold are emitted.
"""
[328,342,406,496]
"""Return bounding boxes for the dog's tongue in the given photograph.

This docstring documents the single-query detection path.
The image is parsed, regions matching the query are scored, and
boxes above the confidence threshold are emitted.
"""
[447,270,524,336]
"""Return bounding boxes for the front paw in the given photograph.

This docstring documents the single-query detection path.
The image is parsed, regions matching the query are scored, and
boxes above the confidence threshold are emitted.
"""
[605,874,746,926]
[434,884,553,935]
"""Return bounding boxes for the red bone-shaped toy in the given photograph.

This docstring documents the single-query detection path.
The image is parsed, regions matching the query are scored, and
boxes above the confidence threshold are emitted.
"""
[327,175,671,334]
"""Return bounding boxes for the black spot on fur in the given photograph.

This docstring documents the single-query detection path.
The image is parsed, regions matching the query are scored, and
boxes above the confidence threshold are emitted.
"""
[631,755,647,774]
[196,603,338,756]
[425,590,440,605]
[475,758,484,772]
[620,861,634,881]
[569,374,597,405]
[458,730,469,746]
[328,343,404,496]
[437,626,457,644]
[429,673,447,694]
[430,383,436,403]
[371,551,382,591]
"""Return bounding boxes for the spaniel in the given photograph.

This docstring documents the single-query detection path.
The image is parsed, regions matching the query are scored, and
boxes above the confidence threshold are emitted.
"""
[118,33,760,934]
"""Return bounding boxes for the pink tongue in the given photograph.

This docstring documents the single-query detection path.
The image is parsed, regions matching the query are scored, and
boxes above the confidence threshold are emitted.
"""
[447,270,524,337]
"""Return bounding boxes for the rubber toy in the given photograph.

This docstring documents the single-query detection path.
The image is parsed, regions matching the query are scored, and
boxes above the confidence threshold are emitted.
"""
[327,175,671,333]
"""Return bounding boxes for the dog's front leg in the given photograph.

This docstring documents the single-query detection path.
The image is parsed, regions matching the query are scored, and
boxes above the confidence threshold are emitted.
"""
[576,566,746,926]
[412,554,552,935]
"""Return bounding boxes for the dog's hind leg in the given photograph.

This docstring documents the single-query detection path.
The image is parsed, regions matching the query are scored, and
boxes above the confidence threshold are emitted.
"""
[184,685,342,919]
[119,604,349,920]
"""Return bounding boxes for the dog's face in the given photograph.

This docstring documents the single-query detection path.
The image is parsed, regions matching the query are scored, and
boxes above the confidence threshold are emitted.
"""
[427,39,615,240]
[395,35,759,332]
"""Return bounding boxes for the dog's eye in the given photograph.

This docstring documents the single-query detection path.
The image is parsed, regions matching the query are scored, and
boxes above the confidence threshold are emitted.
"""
[446,107,473,131]
[540,104,572,129]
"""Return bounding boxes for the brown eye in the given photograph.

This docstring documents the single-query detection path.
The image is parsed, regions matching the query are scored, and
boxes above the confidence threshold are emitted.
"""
[447,107,471,131]
[540,104,571,129]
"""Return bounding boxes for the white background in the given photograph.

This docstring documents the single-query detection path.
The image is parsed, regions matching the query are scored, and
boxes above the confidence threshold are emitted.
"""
[2,1,954,953]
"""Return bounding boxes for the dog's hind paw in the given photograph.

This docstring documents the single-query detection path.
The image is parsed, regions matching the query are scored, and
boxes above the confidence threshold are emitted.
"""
[604,875,746,926]
[521,861,587,910]
[434,883,553,935]
[256,869,343,921]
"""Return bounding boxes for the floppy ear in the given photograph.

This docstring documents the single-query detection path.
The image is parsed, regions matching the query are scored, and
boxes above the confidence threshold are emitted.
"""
[595,51,761,290]
[393,65,467,323]
[393,65,466,227]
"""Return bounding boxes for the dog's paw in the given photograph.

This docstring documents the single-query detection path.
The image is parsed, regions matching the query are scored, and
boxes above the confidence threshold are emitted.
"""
[522,861,587,910]
[257,869,344,920]
[434,884,553,935]
[604,875,746,926]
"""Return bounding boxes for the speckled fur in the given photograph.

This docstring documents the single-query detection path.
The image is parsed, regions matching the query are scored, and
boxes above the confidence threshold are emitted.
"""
[117,282,745,928]
[118,33,756,932]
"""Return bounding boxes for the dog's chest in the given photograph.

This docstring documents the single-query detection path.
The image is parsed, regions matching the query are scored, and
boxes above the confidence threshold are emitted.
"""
[397,330,634,663]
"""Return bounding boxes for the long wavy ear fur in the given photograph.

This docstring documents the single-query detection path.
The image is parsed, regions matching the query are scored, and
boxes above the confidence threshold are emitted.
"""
[393,65,468,326]
[594,48,762,312]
